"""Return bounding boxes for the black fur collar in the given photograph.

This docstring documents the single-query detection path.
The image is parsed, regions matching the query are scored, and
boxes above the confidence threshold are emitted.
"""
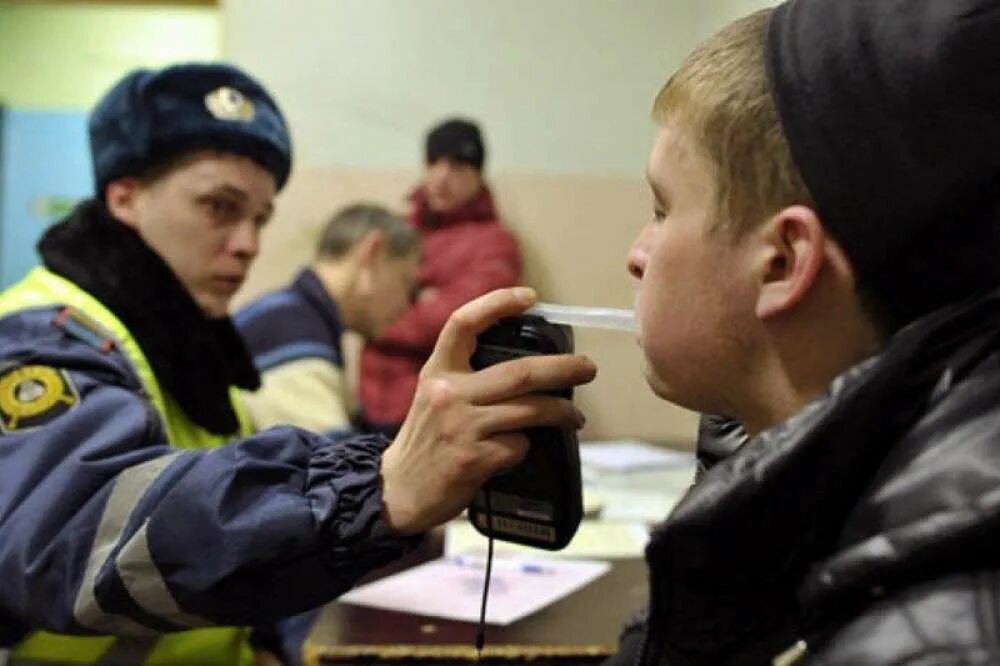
[38,199,260,435]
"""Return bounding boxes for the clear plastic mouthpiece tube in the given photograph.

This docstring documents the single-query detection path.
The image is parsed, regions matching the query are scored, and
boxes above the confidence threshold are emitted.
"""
[525,302,636,333]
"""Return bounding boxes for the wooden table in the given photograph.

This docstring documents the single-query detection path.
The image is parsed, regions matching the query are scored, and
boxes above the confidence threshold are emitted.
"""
[304,531,648,665]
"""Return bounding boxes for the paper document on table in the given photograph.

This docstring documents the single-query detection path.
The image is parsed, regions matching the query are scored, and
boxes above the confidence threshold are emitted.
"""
[593,487,687,522]
[338,556,610,626]
[580,440,696,473]
[445,520,649,559]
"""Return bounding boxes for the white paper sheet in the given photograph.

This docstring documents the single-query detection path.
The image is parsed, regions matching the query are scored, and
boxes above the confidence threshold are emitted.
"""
[580,440,696,473]
[337,556,611,626]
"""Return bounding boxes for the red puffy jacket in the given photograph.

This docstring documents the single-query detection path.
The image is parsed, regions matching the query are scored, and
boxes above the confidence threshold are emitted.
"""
[360,185,522,427]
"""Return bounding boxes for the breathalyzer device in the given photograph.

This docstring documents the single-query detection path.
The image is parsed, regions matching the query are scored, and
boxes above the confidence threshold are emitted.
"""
[468,313,583,550]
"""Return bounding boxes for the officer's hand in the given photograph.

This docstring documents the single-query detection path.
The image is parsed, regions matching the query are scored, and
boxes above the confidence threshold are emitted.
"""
[380,287,597,535]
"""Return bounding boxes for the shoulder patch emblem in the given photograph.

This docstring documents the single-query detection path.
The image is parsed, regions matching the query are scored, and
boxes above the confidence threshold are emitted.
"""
[0,365,79,434]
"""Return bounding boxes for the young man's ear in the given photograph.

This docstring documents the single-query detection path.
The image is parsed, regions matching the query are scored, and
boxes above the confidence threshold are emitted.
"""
[104,178,143,229]
[755,205,827,319]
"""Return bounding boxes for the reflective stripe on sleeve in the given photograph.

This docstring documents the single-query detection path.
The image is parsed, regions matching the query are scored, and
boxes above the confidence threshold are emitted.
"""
[115,521,210,628]
[73,453,182,634]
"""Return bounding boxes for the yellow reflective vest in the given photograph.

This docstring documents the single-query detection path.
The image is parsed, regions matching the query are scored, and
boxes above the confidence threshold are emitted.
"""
[0,267,255,666]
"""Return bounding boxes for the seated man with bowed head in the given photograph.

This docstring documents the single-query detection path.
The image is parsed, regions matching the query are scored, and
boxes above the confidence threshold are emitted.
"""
[237,203,420,437]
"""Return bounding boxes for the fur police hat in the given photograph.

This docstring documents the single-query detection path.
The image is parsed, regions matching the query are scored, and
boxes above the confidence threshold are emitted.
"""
[425,118,485,171]
[89,63,292,194]
[767,0,1000,328]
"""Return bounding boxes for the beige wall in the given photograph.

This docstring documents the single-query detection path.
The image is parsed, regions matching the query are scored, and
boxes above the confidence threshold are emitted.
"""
[222,0,701,176]
[236,168,699,445]
[696,0,782,35]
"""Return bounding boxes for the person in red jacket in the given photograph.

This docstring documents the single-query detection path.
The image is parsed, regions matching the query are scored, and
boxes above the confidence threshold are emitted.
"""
[360,118,522,435]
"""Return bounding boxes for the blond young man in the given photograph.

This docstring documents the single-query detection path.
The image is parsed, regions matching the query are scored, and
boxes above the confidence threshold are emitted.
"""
[608,1,1000,664]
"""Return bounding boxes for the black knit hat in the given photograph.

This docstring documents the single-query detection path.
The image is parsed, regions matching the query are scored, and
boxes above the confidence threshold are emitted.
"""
[425,118,485,171]
[766,0,1000,329]
[89,63,293,194]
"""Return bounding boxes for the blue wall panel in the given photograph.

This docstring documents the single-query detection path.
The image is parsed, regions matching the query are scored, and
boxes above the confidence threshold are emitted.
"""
[0,109,91,288]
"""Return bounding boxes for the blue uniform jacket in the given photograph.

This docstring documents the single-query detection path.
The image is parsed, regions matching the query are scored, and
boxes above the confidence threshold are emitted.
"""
[0,305,413,643]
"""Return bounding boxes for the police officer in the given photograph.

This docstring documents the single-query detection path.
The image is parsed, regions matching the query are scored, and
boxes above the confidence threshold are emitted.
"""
[0,64,594,665]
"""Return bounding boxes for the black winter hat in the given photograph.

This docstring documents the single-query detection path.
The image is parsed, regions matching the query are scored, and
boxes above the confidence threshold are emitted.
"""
[425,118,485,170]
[89,63,292,194]
[767,0,1000,329]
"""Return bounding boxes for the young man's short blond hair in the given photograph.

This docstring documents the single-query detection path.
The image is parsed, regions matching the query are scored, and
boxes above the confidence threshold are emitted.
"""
[653,8,812,235]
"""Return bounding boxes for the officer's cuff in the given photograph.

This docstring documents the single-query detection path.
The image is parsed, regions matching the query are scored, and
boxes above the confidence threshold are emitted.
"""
[309,434,422,571]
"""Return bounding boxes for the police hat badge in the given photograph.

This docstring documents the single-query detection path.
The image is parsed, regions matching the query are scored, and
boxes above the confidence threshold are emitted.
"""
[205,86,256,121]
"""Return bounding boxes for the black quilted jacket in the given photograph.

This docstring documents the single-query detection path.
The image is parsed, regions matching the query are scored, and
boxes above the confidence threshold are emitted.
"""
[607,290,1000,665]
